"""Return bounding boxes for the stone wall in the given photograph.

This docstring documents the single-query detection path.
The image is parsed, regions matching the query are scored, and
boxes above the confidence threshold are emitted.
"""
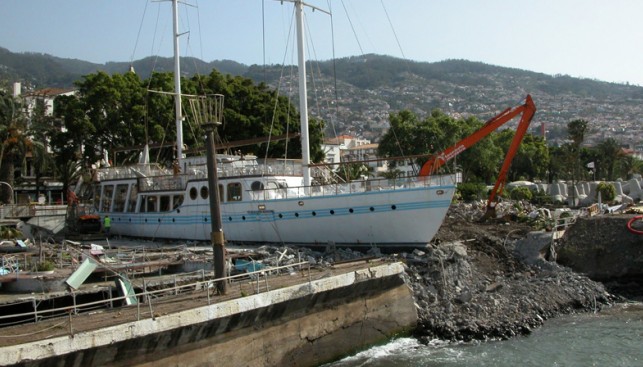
[4,263,416,367]
[557,215,643,280]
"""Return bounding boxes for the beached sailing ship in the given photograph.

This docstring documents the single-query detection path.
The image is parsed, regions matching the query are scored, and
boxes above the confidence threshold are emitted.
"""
[91,0,458,248]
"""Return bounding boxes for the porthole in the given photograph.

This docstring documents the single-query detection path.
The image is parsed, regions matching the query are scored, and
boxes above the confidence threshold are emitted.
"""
[204,217,208,222]
[189,187,198,200]
[172,218,175,222]
[330,210,335,215]
[242,216,246,220]
[369,207,375,212]
[391,205,397,210]
[200,186,209,199]
[144,218,148,223]
[228,216,232,221]
[312,211,317,216]
[278,214,283,218]
[158,218,161,223]
[295,213,299,217]
[349,208,354,213]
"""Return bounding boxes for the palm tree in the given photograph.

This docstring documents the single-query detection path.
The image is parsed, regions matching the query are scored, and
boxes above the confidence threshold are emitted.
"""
[0,92,30,203]
[596,138,622,180]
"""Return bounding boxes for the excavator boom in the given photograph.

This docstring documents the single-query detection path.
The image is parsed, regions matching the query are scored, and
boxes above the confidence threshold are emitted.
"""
[417,95,537,219]
[418,95,536,177]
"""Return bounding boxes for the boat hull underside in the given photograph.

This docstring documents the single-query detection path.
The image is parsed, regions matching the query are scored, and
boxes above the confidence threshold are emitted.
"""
[104,185,454,249]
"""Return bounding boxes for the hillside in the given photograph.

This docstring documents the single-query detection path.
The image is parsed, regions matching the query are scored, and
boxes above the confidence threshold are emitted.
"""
[1,48,642,147]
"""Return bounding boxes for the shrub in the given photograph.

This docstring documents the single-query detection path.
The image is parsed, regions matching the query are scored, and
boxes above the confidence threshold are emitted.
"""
[36,261,55,272]
[457,183,487,202]
[596,182,616,202]
[510,186,533,201]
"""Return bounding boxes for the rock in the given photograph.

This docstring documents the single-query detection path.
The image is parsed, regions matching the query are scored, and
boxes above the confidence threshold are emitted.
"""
[485,282,503,292]
[455,289,472,304]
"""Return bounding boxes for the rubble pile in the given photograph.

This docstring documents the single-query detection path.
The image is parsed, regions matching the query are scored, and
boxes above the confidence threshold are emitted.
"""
[401,203,614,342]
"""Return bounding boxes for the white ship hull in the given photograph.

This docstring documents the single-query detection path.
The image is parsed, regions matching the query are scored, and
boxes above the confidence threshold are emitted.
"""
[94,166,456,249]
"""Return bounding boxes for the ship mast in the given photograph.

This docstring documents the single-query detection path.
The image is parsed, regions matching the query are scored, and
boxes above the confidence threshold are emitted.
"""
[172,0,184,162]
[294,0,311,186]
[287,0,329,186]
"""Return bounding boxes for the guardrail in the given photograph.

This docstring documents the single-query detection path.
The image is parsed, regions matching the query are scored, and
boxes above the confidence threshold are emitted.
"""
[0,261,313,334]
[0,204,68,219]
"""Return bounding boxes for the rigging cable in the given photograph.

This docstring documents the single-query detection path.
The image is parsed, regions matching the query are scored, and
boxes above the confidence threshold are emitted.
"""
[380,0,406,59]
[339,0,364,55]
[130,0,150,66]
[262,5,297,166]
[325,0,347,181]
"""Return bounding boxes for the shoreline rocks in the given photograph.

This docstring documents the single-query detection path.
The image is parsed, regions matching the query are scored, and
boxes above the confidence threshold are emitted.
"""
[399,204,619,343]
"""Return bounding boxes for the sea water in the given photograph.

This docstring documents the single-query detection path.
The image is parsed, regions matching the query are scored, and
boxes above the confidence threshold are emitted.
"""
[324,303,643,367]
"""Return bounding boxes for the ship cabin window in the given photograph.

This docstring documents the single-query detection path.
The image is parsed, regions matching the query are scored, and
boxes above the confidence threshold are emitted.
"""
[139,195,158,212]
[227,182,242,202]
[102,185,114,212]
[200,186,209,199]
[173,195,184,210]
[127,184,138,212]
[160,195,171,212]
[113,184,129,212]
[218,184,224,202]
[93,186,101,211]
[264,181,285,199]
[189,187,198,200]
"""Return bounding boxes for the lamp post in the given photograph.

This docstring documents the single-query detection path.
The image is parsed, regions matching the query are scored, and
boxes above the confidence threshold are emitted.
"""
[203,119,227,295]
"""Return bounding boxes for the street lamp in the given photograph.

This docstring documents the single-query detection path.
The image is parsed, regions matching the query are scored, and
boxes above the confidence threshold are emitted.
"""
[198,95,227,295]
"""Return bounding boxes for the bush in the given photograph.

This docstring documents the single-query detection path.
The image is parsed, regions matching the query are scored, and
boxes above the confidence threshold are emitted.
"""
[510,186,533,201]
[457,182,488,202]
[596,182,616,202]
[36,261,55,272]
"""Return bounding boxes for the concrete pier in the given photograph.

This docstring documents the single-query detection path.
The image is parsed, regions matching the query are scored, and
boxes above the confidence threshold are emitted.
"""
[1,262,416,367]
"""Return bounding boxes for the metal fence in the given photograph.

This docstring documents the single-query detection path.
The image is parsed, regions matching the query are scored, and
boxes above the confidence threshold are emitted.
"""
[0,261,313,336]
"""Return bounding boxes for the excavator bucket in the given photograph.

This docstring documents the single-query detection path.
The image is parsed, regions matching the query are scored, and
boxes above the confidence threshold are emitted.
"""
[480,204,497,222]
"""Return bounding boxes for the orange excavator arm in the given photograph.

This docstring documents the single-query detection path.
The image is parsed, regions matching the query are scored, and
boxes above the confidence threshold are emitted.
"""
[483,95,537,218]
[418,95,537,177]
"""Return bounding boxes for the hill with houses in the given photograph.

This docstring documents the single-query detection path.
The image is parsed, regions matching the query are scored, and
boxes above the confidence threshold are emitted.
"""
[1,47,642,152]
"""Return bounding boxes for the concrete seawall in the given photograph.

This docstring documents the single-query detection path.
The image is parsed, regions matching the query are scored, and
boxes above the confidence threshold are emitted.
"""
[3,262,416,367]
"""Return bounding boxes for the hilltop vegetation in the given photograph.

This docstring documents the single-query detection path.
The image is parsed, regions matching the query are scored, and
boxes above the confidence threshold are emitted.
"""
[1,47,643,147]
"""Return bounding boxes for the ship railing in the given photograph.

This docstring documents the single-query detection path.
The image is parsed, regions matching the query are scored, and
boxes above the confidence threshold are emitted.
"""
[95,164,171,181]
[0,260,323,331]
[249,173,458,200]
[0,203,68,219]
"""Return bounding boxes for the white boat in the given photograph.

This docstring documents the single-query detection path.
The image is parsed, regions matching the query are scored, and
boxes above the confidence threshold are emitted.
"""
[92,0,457,249]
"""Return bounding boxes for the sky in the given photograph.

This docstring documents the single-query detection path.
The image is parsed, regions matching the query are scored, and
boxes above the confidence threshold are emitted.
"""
[1,0,642,86]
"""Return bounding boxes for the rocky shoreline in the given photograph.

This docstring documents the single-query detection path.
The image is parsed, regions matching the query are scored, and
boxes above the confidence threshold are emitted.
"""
[254,201,636,344]
[402,240,613,343]
[399,203,628,343]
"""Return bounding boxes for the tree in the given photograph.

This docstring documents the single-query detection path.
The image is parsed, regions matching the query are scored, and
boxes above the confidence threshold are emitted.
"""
[28,98,57,198]
[0,91,29,203]
[615,155,643,179]
[494,130,550,182]
[567,119,588,147]
[596,138,622,181]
